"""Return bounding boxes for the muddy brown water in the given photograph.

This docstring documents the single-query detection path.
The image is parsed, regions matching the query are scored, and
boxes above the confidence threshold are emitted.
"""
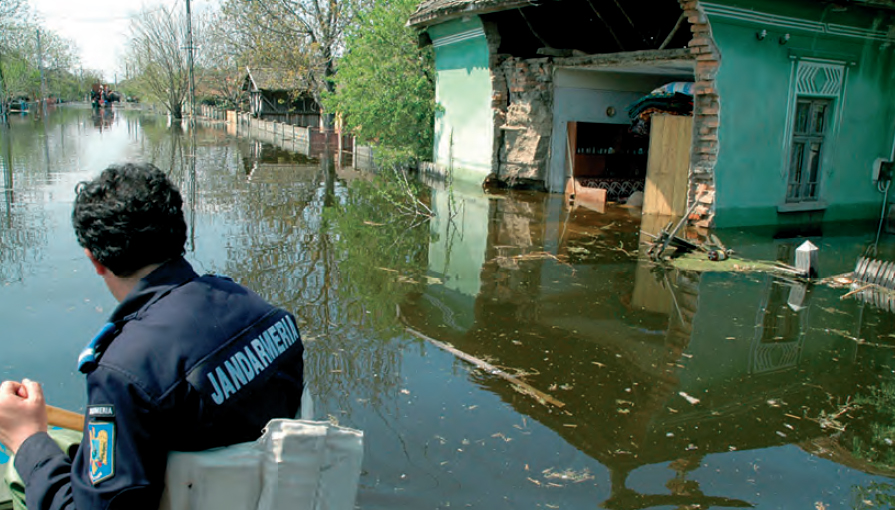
[2,106,895,509]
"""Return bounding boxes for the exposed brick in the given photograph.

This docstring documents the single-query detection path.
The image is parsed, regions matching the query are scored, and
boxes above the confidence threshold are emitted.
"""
[699,106,720,115]
[696,53,717,61]
[689,37,711,47]
[700,117,719,128]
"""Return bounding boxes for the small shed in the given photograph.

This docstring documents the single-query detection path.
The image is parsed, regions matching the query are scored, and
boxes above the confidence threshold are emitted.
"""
[243,67,321,128]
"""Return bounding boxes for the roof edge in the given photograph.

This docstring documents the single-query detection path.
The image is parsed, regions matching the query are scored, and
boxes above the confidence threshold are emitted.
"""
[408,0,532,29]
[553,48,694,68]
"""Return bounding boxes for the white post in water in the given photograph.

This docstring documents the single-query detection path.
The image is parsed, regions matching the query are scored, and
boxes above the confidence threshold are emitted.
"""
[795,240,819,278]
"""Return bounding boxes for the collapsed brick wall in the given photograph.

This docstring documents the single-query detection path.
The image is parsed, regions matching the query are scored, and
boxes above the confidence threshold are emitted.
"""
[495,58,554,189]
[681,0,720,229]
[485,22,554,190]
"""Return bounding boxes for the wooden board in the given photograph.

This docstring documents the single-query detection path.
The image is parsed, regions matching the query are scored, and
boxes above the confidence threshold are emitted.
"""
[643,115,693,217]
[573,185,607,213]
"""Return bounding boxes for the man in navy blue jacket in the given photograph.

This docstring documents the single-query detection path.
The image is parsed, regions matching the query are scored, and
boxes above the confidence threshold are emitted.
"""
[0,163,304,510]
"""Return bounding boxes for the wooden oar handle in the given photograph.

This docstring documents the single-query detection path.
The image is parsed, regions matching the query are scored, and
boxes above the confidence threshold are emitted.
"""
[47,405,84,432]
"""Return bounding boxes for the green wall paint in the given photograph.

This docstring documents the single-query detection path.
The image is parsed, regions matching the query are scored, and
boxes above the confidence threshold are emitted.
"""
[429,17,494,184]
[708,0,895,228]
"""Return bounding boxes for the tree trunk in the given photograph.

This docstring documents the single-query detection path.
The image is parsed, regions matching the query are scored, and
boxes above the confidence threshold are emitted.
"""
[319,50,336,130]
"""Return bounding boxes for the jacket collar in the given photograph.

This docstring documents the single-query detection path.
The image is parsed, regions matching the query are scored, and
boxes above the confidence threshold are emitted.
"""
[108,257,199,323]
[78,257,198,373]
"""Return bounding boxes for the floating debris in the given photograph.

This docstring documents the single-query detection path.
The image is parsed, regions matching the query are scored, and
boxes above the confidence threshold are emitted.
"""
[679,392,701,405]
[542,467,595,484]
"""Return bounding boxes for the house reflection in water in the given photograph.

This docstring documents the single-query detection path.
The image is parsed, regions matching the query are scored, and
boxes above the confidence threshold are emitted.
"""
[400,180,895,509]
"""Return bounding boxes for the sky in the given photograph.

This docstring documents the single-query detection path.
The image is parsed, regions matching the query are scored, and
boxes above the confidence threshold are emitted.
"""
[28,0,215,80]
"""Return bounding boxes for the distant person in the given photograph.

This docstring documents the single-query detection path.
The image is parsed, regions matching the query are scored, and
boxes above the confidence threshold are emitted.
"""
[0,163,305,510]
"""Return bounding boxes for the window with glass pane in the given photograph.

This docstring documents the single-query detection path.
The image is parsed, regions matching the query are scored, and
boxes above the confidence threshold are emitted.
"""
[787,98,830,203]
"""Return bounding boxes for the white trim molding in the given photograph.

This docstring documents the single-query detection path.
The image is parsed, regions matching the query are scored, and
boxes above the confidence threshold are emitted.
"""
[795,62,845,96]
[702,2,892,41]
[778,58,848,200]
[432,28,486,48]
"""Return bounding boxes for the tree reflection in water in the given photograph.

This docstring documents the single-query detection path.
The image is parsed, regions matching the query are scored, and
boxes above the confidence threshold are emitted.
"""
[184,135,432,416]
[0,121,49,284]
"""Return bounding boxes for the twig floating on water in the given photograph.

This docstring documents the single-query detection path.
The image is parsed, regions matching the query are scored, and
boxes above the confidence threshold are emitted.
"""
[840,284,873,301]
[405,327,565,408]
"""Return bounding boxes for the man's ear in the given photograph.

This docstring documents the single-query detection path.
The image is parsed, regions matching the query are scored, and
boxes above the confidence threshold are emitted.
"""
[85,248,108,276]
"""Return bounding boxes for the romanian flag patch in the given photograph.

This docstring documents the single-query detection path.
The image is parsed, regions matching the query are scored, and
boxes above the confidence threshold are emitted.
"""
[88,421,115,485]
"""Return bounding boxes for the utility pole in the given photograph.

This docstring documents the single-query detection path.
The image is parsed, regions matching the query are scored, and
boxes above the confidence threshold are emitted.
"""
[185,0,196,119]
[0,51,7,124]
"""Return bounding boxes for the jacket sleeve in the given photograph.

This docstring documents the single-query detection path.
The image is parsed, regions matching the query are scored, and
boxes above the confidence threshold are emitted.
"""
[15,366,168,510]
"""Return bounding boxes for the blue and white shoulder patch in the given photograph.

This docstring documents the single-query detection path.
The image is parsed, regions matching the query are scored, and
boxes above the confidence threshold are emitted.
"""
[88,421,115,485]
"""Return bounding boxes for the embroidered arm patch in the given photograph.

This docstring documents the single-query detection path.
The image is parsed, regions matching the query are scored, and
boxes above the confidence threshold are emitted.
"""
[88,420,115,485]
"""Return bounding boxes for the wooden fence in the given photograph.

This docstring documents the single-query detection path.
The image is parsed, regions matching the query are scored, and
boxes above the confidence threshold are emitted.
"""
[198,107,380,168]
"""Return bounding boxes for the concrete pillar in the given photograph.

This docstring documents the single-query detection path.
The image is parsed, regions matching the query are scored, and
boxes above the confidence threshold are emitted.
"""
[795,240,819,278]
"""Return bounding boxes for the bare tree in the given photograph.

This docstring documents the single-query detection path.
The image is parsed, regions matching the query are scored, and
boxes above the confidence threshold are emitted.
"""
[126,5,199,118]
[196,11,246,110]
[218,0,363,124]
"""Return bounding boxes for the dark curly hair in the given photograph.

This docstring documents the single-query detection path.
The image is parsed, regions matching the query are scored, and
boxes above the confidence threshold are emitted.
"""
[72,163,187,277]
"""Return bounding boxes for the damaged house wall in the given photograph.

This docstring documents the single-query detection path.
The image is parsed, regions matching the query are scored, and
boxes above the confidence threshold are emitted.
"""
[481,0,698,191]
[681,0,721,228]
[412,0,895,228]
[492,53,555,188]
[412,0,707,194]
[704,0,895,227]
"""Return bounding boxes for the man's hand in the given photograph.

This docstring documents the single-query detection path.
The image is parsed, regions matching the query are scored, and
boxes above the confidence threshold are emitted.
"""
[0,379,48,453]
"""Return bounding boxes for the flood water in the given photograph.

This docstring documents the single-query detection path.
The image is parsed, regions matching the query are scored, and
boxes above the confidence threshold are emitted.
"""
[3,106,895,509]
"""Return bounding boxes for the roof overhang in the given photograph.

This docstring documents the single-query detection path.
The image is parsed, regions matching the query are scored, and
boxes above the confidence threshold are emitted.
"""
[408,0,531,29]
[840,0,895,11]
[554,48,695,76]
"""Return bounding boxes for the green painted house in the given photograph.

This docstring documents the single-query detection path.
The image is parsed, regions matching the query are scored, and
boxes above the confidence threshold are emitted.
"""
[409,0,895,228]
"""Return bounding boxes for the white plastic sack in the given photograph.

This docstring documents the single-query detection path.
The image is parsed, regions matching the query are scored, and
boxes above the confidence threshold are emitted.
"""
[159,396,363,510]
